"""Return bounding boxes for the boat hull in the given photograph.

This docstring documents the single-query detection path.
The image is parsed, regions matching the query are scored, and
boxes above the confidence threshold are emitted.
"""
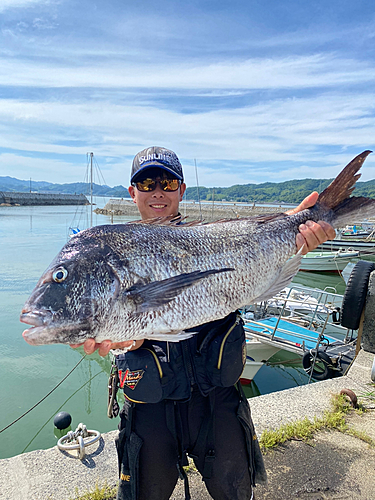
[300,250,359,273]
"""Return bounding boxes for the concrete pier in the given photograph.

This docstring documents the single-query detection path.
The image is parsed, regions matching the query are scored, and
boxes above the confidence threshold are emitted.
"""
[1,276,375,500]
[95,198,284,221]
[1,350,374,500]
[0,192,89,206]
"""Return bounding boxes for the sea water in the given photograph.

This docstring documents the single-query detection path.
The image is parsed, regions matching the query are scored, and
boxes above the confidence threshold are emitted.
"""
[0,202,352,459]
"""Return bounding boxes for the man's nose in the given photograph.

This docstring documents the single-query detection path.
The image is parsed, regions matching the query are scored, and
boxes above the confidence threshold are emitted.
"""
[151,184,165,196]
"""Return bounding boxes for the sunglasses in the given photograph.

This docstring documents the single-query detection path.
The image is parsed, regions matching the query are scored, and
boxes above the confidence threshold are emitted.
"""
[134,177,181,192]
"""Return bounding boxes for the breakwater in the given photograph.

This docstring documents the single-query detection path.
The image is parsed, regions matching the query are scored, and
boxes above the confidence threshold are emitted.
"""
[95,198,284,221]
[0,192,89,206]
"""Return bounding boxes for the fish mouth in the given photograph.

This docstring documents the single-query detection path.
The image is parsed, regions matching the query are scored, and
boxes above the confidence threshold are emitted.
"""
[20,310,49,328]
[22,325,50,345]
[20,310,53,345]
[20,310,91,346]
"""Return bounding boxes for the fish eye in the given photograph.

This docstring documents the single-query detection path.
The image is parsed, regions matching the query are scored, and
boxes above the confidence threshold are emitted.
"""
[52,267,68,283]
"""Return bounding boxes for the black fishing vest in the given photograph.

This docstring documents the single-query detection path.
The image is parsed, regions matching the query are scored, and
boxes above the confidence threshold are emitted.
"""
[115,311,246,403]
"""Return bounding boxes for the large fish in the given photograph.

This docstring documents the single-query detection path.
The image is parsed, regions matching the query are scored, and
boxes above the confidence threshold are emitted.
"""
[21,151,374,346]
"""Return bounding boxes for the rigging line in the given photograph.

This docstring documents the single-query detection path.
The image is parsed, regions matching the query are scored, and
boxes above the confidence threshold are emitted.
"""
[0,354,87,434]
[21,370,102,454]
[194,159,202,221]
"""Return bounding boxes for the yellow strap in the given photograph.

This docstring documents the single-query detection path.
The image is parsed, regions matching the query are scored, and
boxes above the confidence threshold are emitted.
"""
[143,348,163,378]
[217,320,238,369]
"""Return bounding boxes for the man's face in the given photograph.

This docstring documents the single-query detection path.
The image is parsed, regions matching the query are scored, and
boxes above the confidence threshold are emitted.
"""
[128,168,186,220]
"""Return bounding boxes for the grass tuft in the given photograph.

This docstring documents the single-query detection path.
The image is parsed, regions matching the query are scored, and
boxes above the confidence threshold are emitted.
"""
[68,482,117,500]
[259,393,374,451]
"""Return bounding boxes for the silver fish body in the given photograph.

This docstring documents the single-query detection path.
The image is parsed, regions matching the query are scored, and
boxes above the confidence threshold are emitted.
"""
[20,151,374,346]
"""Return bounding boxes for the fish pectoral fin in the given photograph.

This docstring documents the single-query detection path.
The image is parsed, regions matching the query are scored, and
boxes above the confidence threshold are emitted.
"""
[146,331,197,341]
[251,250,303,304]
[124,268,233,313]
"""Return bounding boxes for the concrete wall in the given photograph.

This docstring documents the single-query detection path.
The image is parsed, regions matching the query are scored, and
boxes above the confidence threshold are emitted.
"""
[0,192,89,206]
[363,271,375,353]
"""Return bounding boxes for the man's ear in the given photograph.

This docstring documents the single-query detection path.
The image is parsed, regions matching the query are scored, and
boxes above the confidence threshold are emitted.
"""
[179,182,187,201]
[128,185,136,203]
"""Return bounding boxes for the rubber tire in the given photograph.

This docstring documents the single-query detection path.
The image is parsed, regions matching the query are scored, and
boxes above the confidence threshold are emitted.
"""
[302,349,334,381]
[340,260,375,330]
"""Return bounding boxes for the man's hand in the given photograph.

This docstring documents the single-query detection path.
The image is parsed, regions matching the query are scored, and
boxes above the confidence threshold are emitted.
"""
[286,192,336,255]
[70,339,144,356]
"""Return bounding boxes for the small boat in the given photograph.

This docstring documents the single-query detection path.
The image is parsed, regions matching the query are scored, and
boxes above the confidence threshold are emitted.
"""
[318,239,375,252]
[299,249,359,273]
[339,225,373,239]
[241,337,281,383]
[242,281,362,382]
[243,316,355,381]
[68,153,106,238]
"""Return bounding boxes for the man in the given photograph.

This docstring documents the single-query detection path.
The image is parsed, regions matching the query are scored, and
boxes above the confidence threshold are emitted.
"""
[76,146,335,500]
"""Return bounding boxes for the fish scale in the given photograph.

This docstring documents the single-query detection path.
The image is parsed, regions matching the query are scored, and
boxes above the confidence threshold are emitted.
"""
[20,151,374,346]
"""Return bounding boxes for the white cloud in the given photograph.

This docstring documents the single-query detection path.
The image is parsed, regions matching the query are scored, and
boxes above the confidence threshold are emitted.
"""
[0,53,374,90]
[0,89,373,187]
[0,3,374,188]
[0,0,52,12]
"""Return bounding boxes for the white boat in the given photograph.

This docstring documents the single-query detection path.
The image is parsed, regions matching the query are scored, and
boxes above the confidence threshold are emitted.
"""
[318,239,375,252]
[339,224,373,239]
[243,316,355,381]
[318,224,375,252]
[68,152,106,238]
[242,282,357,381]
[241,337,281,383]
[299,249,359,273]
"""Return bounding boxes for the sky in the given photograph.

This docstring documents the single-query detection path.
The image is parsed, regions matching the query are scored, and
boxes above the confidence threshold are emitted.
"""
[0,0,374,188]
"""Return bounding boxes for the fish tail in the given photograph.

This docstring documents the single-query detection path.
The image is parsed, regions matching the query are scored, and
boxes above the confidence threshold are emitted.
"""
[317,150,374,228]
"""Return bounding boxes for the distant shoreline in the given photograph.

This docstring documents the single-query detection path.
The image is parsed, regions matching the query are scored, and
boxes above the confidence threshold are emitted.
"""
[0,191,89,207]
[94,198,285,221]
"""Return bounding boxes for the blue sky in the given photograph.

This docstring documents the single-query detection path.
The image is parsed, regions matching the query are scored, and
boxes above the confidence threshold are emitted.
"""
[0,0,374,188]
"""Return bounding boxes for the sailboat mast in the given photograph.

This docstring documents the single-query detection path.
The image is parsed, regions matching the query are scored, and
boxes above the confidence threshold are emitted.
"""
[89,152,93,227]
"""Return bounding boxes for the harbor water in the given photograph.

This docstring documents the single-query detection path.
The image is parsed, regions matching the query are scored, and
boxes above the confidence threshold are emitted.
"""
[0,201,363,459]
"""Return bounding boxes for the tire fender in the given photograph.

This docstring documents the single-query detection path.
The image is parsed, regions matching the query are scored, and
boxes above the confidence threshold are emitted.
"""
[340,261,375,330]
[302,349,334,381]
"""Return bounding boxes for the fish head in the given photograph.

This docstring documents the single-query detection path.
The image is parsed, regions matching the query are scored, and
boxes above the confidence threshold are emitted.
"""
[20,229,121,346]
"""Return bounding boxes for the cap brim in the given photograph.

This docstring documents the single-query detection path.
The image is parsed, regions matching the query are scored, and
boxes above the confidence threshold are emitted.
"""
[131,163,183,183]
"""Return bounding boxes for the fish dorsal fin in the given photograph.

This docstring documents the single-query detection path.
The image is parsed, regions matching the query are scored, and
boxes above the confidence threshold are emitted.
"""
[251,249,303,304]
[128,212,289,228]
[318,150,372,210]
[128,215,205,227]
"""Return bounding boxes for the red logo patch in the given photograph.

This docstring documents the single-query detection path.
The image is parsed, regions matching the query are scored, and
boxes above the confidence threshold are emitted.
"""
[118,369,145,390]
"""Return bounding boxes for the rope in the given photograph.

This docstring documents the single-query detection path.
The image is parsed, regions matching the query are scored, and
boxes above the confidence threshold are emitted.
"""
[0,354,86,434]
[21,369,102,454]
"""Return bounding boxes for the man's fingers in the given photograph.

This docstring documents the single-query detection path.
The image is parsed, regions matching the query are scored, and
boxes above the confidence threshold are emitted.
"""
[296,220,335,255]
[98,340,113,357]
[73,339,144,357]
[286,192,319,215]
[317,220,336,240]
[297,223,320,254]
[83,338,97,355]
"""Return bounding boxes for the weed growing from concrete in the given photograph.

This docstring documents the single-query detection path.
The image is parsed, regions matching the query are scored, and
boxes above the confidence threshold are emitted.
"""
[68,481,117,500]
[259,393,375,451]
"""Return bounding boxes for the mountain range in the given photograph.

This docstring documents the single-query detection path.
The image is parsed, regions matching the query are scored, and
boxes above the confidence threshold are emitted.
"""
[1,175,375,204]
[0,176,130,198]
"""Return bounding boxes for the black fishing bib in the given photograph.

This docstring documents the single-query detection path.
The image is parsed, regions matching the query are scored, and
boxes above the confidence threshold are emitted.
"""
[115,311,246,403]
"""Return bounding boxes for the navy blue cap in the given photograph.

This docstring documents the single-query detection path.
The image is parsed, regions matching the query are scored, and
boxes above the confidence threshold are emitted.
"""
[131,146,184,183]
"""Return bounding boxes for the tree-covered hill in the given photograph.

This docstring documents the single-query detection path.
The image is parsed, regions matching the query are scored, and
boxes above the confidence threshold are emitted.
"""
[185,178,375,204]
[1,175,375,204]
[0,176,131,198]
